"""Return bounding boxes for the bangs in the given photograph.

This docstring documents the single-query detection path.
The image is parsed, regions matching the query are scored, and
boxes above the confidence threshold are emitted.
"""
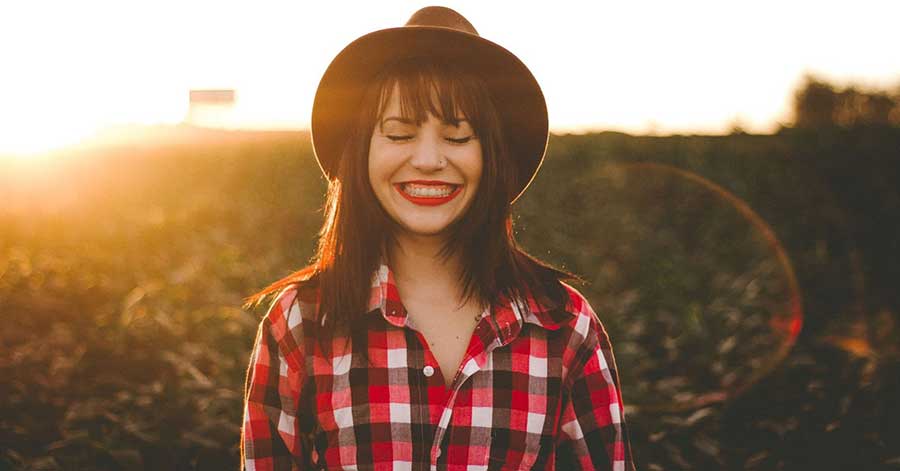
[374,60,482,130]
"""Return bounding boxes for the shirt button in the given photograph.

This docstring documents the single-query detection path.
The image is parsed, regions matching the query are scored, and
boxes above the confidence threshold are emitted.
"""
[423,365,435,377]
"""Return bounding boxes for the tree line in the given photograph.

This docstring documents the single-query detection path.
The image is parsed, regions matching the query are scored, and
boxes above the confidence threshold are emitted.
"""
[792,74,900,128]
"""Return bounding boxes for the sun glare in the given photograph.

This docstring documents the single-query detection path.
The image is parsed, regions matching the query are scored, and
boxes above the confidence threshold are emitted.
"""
[0,117,100,158]
[0,0,897,157]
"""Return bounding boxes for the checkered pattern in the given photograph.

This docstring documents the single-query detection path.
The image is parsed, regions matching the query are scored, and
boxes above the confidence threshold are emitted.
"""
[242,264,634,470]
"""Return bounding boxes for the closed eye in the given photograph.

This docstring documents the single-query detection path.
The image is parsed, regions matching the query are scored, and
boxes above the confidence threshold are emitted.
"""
[446,136,473,144]
[386,135,414,142]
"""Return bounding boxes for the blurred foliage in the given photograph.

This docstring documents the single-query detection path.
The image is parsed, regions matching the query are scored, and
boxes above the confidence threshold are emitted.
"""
[0,130,324,470]
[517,161,794,410]
[792,74,900,128]
[1,125,899,470]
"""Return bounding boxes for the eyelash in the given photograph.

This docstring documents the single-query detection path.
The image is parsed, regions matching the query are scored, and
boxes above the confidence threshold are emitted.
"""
[386,135,473,144]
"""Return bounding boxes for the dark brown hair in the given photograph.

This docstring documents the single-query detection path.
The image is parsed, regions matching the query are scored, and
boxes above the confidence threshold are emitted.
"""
[243,57,574,333]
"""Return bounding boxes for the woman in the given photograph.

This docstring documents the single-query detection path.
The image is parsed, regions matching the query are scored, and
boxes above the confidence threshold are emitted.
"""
[242,6,634,470]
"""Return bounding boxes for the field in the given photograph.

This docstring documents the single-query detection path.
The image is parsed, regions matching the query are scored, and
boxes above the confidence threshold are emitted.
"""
[2,126,899,470]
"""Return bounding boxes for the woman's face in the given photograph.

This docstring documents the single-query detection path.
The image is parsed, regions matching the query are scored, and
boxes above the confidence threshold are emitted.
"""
[368,84,483,240]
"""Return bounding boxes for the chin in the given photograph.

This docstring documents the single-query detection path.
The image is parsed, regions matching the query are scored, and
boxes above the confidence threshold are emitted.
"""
[396,220,456,238]
[402,227,451,238]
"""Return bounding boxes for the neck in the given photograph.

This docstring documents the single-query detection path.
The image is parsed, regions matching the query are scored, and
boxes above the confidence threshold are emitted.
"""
[387,232,468,305]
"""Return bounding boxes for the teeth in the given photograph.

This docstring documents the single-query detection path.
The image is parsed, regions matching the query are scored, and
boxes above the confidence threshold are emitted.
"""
[401,183,456,198]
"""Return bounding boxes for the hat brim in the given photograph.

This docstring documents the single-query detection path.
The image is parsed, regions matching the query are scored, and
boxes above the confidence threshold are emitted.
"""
[311,25,548,204]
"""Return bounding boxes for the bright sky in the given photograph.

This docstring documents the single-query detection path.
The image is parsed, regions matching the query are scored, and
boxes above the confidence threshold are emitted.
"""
[1,0,898,155]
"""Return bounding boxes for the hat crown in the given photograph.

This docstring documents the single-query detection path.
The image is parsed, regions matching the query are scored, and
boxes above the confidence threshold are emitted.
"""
[405,6,478,35]
[312,6,547,203]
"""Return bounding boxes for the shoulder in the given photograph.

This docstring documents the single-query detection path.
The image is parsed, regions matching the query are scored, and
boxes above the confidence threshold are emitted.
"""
[525,280,604,336]
[554,282,618,376]
[263,276,320,325]
[558,282,608,339]
[260,278,321,370]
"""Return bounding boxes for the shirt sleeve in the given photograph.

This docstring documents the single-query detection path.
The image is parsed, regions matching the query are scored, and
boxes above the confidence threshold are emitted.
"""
[555,301,635,471]
[241,288,313,471]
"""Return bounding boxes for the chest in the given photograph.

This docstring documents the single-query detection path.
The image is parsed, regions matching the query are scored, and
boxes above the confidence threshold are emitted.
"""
[405,301,483,387]
[307,322,564,470]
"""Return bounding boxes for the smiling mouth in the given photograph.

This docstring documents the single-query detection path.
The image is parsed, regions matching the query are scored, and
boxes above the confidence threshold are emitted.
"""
[394,182,462,206]
[399,182,458,197]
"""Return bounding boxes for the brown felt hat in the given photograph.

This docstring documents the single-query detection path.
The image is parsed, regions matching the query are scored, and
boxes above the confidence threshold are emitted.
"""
[310,6,548,204]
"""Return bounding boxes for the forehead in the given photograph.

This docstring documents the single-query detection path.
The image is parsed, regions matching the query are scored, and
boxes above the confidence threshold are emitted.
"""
[376,80,467,124]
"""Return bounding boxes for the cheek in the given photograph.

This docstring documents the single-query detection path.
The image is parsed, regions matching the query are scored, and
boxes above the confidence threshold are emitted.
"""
[367,156,377,189]
[366,140,377,181]
[470,147,484,185]
[367,148,399,210]
[367,146,388,187]
[367,140,402,178]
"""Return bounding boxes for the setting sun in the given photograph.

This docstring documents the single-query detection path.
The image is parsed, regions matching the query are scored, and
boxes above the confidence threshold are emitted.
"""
[1,0,898,156]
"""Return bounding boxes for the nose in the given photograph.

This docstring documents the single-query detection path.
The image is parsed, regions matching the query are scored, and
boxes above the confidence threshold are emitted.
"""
[409,130,444,172]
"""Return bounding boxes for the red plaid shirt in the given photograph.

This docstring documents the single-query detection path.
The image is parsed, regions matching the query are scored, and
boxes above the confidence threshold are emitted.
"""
[242,264,634,470]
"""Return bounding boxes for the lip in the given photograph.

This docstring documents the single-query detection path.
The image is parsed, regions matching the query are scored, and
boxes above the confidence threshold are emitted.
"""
[401,180,458,185]
[394,181,462,206]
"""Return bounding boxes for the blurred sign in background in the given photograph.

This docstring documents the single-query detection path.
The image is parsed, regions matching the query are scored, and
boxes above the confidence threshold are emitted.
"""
[1,1,899,470]
[185,89,236,128]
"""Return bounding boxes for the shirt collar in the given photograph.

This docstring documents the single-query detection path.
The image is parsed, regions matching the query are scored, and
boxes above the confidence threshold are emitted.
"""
[367,263,408,328]
[367,262,572,334]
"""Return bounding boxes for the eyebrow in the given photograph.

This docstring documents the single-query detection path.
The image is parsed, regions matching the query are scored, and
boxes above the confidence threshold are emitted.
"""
[442,117,469,127]
[379,116,470,130]
[379,117,409,135]
[380,117,416,127]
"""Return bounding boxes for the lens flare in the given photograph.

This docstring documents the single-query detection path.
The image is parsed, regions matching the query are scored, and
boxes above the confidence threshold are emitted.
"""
[518,161,804,412]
